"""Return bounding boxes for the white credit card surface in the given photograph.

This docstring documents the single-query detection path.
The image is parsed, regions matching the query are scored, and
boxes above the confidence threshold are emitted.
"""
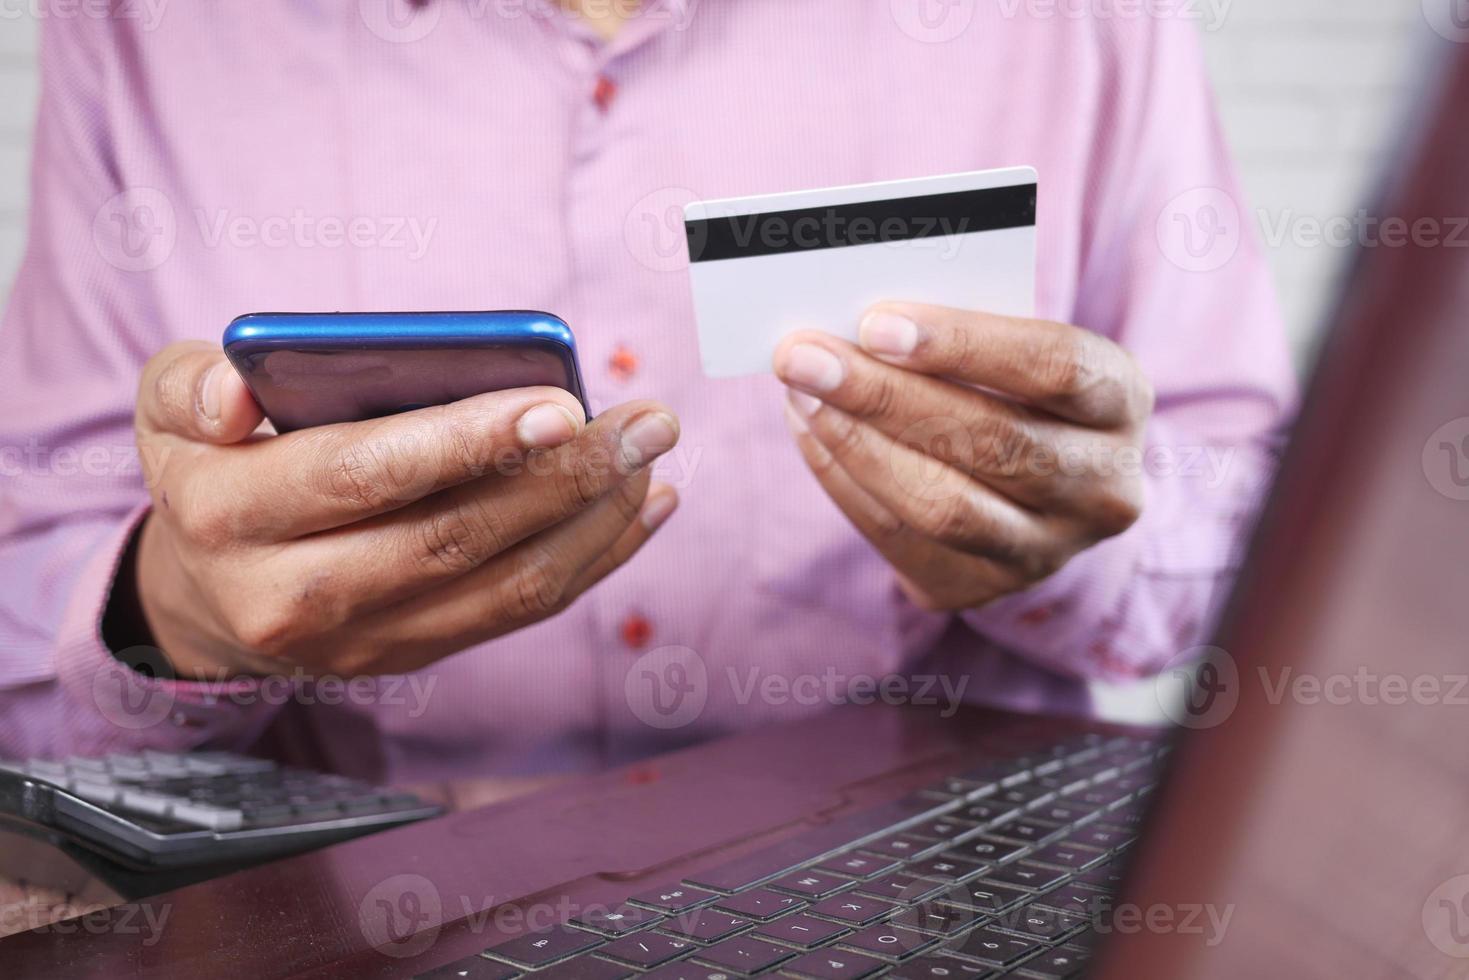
[683,167,1037,378]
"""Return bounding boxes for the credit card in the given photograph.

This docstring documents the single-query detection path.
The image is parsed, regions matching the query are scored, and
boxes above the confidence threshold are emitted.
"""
[683,167,1037,378]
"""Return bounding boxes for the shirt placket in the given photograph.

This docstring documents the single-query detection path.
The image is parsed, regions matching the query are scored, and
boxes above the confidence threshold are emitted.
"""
[533,1,684,755]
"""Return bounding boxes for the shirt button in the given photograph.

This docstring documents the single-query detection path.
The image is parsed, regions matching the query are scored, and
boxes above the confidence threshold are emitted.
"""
[620,613,653,650]
[608,344,639,382]
[593,75,618,113]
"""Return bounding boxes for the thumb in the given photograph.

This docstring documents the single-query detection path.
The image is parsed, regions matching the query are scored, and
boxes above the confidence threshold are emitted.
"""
[137,340,263,444]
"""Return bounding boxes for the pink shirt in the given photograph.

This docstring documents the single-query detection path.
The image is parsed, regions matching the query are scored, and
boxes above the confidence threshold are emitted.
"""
[0,2,1293,781]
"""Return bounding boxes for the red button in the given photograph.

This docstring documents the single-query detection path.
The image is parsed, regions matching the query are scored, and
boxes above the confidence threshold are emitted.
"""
[608,344,639,382]
[593,75,617,113]
[620,613,653,649]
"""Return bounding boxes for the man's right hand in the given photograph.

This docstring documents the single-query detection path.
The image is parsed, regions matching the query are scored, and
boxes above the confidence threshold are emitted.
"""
[130,341,681,680]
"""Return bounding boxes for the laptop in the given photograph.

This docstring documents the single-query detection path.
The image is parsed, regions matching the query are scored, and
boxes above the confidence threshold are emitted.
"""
[2,33,1466,980]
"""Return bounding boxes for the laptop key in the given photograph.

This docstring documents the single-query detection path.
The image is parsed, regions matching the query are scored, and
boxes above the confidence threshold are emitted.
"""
[807,895,899,926]
[933,880,1031,915]
[887,954,995,980]
[639,962,737,980]
[1023,842,1107,872]
[853,871,945,904]
[694,936,797,974]
[907,855,984,883]
[990,904,1083,942]
[532,957,635,980]
[599,933,695,967]
[1030,883,1106,918]
[685,796,949,892]
[836,924,939,960]
[779,949,887,980]
[857,832,938,861]
[628,886,719,914]
[569,905,664,937]
[941,837,1026,866]
[1015,944,1092,979]
[889,902,986,938]
[769,871,853,899]
[484,926,602,968]
[943,926,1043,968]
[714,888,807,921]
[416,956,521,980]
[981,862,1069,892]
[755,913,850,948]
[660,909,751,943]
[813,853,900,880]
[907,817,980,842]
[1072,862,1128,893]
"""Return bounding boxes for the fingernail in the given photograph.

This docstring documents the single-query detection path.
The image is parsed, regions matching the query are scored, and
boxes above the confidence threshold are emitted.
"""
[640,490,678,531]
[780,343,844,394]
[516,403,581,450]
[621,412,679,470]
[860,311,919,357]
[200,364,225,423]
[787,389,822,422]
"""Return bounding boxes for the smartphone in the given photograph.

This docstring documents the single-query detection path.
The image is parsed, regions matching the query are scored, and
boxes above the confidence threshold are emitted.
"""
[222,311,591,433]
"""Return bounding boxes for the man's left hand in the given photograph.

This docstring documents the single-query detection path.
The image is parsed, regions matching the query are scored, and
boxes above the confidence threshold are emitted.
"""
[773,302,1155,612]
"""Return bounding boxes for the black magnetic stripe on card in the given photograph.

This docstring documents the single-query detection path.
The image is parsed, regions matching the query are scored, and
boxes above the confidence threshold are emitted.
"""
[685,183,1036,263]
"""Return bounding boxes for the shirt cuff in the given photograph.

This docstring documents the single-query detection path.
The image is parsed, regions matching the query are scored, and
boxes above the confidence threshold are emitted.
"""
[52,504,284,752]
[959,517,1150,683]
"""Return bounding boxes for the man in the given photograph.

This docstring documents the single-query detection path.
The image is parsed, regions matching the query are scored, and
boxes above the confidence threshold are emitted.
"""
[0,1,1293,780]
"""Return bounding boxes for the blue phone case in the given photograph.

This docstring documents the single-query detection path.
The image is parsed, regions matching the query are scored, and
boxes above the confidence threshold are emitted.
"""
[222,311,591,433]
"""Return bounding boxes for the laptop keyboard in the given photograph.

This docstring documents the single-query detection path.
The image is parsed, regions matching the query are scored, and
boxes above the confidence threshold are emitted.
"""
[419,733,1167,980]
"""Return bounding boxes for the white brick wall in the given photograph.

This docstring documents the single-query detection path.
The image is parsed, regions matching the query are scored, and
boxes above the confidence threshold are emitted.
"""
[0,4,1432,360]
